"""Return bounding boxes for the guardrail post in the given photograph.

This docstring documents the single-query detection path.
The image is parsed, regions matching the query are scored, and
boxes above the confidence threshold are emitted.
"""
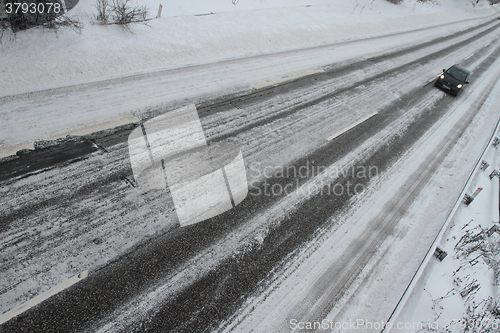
[434,247,447,261]
[463,187,483,206]
[493,137,500,148]
[156,4,163,18]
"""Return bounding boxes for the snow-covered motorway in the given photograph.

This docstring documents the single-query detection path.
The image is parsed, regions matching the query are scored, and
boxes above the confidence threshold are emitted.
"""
[2,17,500,332]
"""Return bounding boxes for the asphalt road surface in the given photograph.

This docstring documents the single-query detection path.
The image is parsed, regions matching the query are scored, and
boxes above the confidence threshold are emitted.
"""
[1,17,500,333]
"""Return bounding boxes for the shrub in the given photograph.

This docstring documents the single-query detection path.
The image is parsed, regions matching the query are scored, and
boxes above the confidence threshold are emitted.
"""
[0,0,82,40]
[93,0,148,29]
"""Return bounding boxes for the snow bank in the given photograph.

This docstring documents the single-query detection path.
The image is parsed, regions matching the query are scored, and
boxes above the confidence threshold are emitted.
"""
[394,115,500,332]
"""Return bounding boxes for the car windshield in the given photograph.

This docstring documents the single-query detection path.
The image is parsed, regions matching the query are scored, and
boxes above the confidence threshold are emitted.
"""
[446,67,468,81]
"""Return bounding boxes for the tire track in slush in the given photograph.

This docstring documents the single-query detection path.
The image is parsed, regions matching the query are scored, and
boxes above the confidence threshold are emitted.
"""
[2,24,500,333]
[132,45,500,332]
[0,72,444,333]
[1,20,498,184]
[288,83,496,330]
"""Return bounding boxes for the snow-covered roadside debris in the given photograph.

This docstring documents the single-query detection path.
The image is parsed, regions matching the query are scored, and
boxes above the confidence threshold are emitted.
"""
[391,121,500,332]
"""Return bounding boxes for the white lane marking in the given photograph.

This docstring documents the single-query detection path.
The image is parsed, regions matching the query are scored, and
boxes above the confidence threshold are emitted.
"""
[251,68,324,89]
[466,53,474,59]
[326,112,378,141]
[0,270,88,325]
[442,33,453,37]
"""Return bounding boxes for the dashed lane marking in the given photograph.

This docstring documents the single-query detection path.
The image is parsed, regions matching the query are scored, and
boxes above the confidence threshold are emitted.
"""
[326,112,378,141]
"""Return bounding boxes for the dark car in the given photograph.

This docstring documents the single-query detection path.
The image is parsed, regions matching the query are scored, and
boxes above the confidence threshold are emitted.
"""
[434,64,471,96]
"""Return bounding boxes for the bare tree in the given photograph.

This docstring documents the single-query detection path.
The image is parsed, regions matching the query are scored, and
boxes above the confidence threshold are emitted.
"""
[453,225,500,331]
[111,0,147,24]
[45,14,83,34]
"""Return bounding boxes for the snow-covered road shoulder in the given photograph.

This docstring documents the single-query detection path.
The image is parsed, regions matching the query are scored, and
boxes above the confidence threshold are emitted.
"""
[392,120,500,332]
